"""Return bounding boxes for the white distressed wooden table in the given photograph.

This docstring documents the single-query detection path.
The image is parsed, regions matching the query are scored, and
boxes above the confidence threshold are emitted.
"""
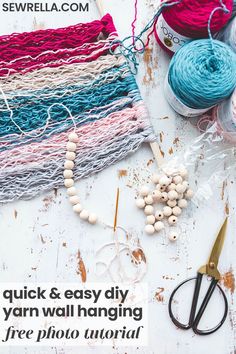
[0,1,235,353]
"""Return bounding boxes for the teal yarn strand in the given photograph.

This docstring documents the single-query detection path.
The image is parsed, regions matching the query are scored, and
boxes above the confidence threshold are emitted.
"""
[167,39,236,112]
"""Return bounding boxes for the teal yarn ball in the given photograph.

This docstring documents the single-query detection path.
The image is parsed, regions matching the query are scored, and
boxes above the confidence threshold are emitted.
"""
[166,39,236,114]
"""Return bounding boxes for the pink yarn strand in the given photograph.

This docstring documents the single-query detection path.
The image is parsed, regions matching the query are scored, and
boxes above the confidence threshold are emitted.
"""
[131,0,138,45]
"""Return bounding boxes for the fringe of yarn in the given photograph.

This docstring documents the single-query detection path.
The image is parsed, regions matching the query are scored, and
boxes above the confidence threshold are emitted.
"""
[166,38,236,115]
[0,15,155,203]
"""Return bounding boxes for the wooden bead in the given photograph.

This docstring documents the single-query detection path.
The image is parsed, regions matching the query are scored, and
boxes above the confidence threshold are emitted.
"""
[185,189,194,199]
[73,203,82,213]
[163,206,172,217]
[66,151,76,161]
[68,132,79,143]
[167,199,177,207]
[64,160,74,169]
[64,179,74,188]
[175,184,185,194]
[168,190,178,201]
[161,192,168,202]
[156,184,166,192]
[67,187,77,196]
[66,141,77,152]
[179,167,188,178]
[177,193,184,200]
[146,215,155,225]
[152,174,161,184]
[144,205,154,215]
[154,221,165,232]
[159,176,171,187]
[80,209,89,220]
[169,231,179,242]
[160,185,166,192]
[63,169,73,179]
[88,213,97,224]
[144,195,153,205]
[168,215,178,225]
[182,181,189,189]
[178,199,188,208]
[167,183,176,191]
[152,190,162,201]
[145,224,155,235]
[136,198,145,209]
[155,210,164,220]
[173,175,183,185]
[139,185,149,197]
[172,206,182,216]
[69,195,80,205]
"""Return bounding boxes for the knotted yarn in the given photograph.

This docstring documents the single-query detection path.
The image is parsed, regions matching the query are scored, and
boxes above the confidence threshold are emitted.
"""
[0,15,155,203]
[154,0,233,55]
[164,39,236,117]
[216,16,236,52]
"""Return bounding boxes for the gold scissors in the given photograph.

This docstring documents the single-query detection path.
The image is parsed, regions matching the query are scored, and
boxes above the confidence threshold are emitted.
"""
[169,218,228,335]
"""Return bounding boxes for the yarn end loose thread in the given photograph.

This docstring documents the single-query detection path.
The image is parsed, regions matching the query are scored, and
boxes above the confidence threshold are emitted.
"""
[95,0,164,168]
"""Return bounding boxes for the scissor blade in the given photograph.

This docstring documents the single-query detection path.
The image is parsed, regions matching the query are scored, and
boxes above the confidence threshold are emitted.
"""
[208,218,228,269]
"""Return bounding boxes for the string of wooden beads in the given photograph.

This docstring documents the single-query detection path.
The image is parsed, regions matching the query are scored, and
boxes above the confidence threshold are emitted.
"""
[136,166,194,241]
[64,132,98,225]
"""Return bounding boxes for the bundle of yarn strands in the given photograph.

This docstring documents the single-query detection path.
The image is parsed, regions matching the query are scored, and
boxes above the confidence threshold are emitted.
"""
[0,15,155,203]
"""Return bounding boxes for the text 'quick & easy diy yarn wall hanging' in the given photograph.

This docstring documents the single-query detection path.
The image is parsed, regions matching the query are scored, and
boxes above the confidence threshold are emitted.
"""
[0,15,155,203]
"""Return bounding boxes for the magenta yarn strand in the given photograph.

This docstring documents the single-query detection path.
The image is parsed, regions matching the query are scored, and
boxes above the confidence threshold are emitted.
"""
[131,0,138,45]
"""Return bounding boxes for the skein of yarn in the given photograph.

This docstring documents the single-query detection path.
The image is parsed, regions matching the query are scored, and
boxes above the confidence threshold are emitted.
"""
[216,16,236,52]
[164,39,236,117]
[155,0,233,55]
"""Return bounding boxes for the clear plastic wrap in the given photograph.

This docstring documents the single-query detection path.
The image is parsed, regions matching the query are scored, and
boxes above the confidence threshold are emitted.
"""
[159,121,236,207]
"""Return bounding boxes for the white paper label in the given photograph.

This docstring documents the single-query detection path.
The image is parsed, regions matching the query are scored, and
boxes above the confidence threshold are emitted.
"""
[164,75,214,117]
[156,14,192,53]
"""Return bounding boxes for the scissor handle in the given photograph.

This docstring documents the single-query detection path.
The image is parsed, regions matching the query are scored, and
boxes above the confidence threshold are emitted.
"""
[168,273,228,335]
